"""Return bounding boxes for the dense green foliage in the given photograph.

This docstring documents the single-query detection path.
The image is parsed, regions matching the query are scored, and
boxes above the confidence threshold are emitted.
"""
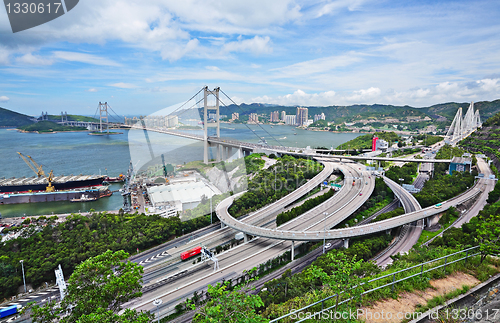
[487,180,500,204]
[18,121,87,132]
[0,212,212,300]
[390,147,421,158]
[337,132,400,150]
[228,156,323,218]
[433,143,466,174]
[308,119,329,128]
[373,207,405,222]
[414,134,443,146]
[0,107,33,127]
[216,153,265,176]
[259,235,390,309]
[191,279,268,323]
[276,189,335,226]
[385,163,418,185]
[414,171,476,208]
[28,250,152,323]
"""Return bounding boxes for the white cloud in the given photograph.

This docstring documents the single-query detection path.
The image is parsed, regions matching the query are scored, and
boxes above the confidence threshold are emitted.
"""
[345,87,381,102]
[86,88,98,92]
[110,82,137,89]
[160,39,200,62]
[16,53,53,65]
[315,0,366,18]
[222,36,272,55]
[0,96,10,102]
[52,51,121,67]
[272,54,362,77]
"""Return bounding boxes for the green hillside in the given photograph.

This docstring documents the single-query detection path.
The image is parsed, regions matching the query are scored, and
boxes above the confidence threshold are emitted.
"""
[0,107,34,127]
[18,121,87,133]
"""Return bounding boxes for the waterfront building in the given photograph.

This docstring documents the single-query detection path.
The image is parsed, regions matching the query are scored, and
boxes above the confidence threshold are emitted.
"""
[314,113,326,122]
[281,111,286,121]
[285,115,296,125]
[270,111,280,122]
[249,113,259,124]
[296,107,308,126]
[231,112,239,120]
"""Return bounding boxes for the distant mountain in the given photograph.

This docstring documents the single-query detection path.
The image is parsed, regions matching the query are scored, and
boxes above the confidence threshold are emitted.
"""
[216,99,500,125]
[0,107,34,127]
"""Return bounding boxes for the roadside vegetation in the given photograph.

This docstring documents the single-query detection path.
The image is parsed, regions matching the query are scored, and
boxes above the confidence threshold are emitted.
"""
[228,155,323,218]
[276,188,335,226]
[0,211,214,301]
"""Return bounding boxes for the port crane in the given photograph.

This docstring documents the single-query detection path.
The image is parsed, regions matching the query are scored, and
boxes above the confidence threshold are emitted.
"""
[17,152,55,192]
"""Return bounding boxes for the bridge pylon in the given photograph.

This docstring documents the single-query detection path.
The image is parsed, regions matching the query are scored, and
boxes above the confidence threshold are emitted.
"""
[203,87,221,164]
[98,102,109,133]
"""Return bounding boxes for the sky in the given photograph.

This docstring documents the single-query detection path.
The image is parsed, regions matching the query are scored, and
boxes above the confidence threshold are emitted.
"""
[1,0,500,116]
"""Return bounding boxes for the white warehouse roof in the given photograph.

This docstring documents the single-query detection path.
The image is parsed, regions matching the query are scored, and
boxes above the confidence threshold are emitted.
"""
[147,181,216,206]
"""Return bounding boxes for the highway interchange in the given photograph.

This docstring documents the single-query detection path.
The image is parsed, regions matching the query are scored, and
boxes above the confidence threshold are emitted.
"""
[2,144,493,321]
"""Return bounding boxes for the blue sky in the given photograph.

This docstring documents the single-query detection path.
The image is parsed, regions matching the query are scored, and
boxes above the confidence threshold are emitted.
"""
[1,0,500,116]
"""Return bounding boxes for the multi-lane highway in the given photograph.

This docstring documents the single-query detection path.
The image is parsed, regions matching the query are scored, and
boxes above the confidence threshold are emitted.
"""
[127,160,375,316]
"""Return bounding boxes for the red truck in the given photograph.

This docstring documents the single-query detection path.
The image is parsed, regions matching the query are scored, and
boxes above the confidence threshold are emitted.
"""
[180,246,202,260]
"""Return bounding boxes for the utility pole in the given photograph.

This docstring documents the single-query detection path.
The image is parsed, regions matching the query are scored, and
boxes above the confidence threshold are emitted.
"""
[210,195,213,224]
[20,260,26,293]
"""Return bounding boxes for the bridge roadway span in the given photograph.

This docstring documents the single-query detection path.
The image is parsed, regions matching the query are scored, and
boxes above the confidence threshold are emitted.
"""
[215,161,485,241]
[130,126,451,164]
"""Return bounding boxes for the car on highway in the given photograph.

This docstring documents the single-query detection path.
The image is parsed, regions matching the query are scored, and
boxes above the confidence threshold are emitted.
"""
[434,203,443,209]
[359,193,362,196]
[324,243,332,249]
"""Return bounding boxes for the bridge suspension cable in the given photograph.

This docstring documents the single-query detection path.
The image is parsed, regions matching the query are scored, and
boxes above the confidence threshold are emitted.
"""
[218,88,285,147]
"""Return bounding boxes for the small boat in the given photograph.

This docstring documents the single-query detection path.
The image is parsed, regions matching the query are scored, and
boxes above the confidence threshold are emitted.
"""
[294,133,297,135]
[70,194,98,203]
[279,136,287,140]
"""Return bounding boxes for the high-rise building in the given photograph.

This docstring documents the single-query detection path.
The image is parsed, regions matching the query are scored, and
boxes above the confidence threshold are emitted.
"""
[281,111,286,121]
[231,112,239,120]
[270,111,280,122]
[285,115,296,125]
[314,113,326,122]
[249,113,259,124]
[296,107,308,126]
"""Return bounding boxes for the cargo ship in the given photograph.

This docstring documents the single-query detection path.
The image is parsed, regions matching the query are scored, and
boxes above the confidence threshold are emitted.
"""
[0,175,105,194]
[0,186,111,205]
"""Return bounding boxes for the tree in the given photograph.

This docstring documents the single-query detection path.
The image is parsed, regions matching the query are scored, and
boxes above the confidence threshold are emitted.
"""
[26,250,152,323]
[191,268,268,323]
[476,213,500,263]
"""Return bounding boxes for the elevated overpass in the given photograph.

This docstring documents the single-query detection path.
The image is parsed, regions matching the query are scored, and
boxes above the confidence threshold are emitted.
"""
[215,158,487,242]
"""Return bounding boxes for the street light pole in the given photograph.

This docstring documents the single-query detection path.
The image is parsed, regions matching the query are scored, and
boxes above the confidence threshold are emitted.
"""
[153,299,162,323]
[20,260,26,293]
[210,196,213,224]
[323,212,327,254]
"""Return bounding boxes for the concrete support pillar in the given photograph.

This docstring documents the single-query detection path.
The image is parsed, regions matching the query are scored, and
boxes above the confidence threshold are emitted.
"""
[291,241,295,260]
[227,147,233,161]
[343,238,349,249]
[386,229,392,235]
[216,144,222,162]
[238,147,243,159]
[221,222,226,229]
[244,233,248,243]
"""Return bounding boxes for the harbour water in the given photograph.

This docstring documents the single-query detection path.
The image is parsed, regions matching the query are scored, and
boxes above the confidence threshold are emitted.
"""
[0,125,363,217]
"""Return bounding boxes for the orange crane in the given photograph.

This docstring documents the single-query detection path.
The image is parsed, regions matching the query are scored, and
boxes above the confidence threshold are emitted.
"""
[17,152,55,192]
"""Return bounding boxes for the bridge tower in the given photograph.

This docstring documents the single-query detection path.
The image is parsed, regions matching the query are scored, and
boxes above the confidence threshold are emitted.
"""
[98,102,109,133]
[445,102,482,143]
[203,87,221,164]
